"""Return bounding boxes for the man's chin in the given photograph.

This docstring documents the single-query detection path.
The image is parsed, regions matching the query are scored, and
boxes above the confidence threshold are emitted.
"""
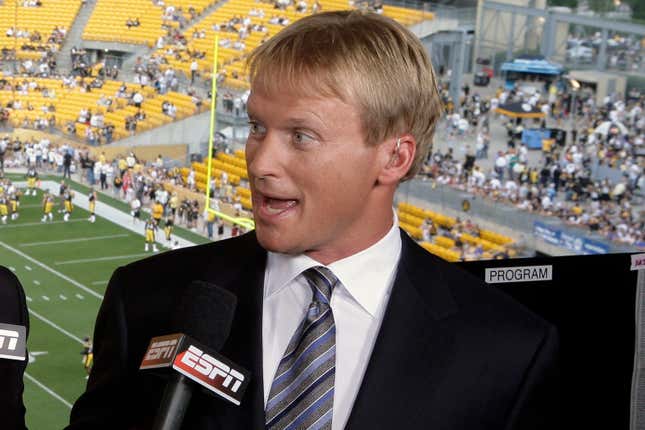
[255,229,303,255]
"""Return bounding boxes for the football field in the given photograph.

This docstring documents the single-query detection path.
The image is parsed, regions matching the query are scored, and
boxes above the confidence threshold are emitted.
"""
[1,175,209,429]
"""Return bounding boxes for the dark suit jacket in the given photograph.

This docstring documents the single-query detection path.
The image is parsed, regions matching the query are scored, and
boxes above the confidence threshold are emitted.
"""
[68,231,559,429]
[0,266,29,430]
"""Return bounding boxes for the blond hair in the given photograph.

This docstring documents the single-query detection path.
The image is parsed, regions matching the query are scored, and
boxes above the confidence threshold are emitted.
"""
[247,10,442,181]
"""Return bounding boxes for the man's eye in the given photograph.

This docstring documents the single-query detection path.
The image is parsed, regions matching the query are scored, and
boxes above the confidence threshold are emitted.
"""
[293,131,314,145]
[248,121,264,135]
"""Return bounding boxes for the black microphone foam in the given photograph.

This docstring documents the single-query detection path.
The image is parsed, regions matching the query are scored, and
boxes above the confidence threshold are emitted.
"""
[171,281,237,352]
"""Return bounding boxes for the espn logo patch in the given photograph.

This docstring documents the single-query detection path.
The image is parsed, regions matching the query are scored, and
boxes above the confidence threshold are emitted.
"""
[485,265,553,284]
[0,323,27,361]
[631,253,645,271]
[140,334,181,369]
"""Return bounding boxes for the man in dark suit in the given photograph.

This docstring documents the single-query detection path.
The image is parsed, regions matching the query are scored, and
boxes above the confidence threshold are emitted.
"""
[69,10,558,429]
[0,266,29,430]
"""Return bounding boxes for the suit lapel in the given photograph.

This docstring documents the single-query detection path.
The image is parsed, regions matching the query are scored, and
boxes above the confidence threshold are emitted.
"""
[200,234,267,430]
[345,231,459,429]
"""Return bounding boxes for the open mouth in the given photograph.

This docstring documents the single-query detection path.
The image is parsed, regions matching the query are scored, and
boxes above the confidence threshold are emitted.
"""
[255,192,300,219]
[264,196,298,215]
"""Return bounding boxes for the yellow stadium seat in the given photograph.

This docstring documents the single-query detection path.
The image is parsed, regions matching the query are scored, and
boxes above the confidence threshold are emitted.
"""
[434,236,456,249]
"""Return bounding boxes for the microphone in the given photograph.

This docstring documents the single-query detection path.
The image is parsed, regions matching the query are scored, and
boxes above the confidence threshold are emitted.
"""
[139,281,250,430]
[0,323,27,361]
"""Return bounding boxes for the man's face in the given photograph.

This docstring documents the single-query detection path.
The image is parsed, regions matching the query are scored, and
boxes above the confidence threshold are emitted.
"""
[246,87,387,263]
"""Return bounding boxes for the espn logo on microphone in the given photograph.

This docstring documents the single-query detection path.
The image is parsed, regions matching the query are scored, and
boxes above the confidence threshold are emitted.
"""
[173,342,249,405]
[140,334,181,370]
[0,323,27,361]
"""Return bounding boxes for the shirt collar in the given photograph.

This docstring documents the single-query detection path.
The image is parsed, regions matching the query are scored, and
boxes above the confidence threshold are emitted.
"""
[265,210,401,317]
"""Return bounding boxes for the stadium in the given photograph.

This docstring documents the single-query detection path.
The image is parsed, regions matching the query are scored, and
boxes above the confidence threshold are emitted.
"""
[0,0,642,428]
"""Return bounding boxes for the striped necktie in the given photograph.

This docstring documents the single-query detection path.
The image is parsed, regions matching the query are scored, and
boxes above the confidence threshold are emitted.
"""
[265,266,338,430]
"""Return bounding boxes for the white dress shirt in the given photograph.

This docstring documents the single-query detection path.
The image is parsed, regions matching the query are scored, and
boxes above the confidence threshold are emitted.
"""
[262,213,402,430]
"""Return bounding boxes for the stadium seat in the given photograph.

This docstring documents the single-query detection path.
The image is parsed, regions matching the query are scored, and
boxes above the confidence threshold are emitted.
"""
[146,0,431,87]
[0,0,81,59]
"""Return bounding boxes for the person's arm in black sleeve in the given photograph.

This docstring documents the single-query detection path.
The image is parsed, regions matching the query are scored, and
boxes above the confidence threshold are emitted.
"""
[0,266,29,430]
[505,324,560,430]
[66,267,129,429]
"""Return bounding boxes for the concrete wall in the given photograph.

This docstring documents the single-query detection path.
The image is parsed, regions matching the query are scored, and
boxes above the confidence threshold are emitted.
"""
[396,179,635,255]
[553,20,571,61]
[114,110,210,157]
[411,17,459,39]
[87,144,188,164]
[569,70,628,105]
[475,0,547,66]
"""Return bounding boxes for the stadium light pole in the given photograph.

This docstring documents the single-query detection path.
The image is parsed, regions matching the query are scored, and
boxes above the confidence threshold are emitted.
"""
[449,29,468,110]
[568,78,580,146]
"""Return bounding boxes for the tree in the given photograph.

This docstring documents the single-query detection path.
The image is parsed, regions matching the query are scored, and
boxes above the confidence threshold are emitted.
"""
[625,0,645,20]
[547,0,578,8]
[586,0,614,14]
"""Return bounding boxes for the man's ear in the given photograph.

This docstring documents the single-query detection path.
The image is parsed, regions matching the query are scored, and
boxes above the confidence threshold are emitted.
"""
[376,134,416,186]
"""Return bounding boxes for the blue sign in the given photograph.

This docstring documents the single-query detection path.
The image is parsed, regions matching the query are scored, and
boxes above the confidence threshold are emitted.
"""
[534,221,561,246]
[533,221,610,255]
[522,129,550,150]
[500,58,564,75]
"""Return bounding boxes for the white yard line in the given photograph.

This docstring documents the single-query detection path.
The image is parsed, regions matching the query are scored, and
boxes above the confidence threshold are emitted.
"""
[0,241,104,300]
[29,309,84,344]
[24,372,73,410]
[17,204,45,209]
[20,233,130,247]
[91,280,109,285]
[0,219,86,228]
[55,253,150,266]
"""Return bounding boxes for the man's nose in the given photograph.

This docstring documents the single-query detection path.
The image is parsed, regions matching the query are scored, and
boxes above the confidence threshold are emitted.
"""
[247,133,284,183]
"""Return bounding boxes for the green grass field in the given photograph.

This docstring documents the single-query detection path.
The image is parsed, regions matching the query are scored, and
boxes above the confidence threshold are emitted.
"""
[0,175,208,429]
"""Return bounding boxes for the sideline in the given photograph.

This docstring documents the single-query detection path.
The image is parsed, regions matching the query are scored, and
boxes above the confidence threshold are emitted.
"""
[38,180,198,249]
[0,219,86,229]
[55,253,150,266]
[20,233,130,247]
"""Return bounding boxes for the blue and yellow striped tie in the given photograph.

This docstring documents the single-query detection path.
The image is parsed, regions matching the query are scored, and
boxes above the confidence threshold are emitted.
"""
[265,266,338,430]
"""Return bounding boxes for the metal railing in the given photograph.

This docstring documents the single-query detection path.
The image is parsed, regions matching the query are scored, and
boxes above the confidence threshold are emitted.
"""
[382,0,476,26]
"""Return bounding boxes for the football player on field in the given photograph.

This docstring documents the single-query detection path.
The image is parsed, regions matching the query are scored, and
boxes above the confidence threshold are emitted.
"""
[88,189,97,223]
[9,189,19,220]
[25,167,38,196]
[151,200,164,226]
[63,189,74,222]
[163,215,174,244]
[144,218,159,252]
[41,191,54,222]
[0,191,8,224]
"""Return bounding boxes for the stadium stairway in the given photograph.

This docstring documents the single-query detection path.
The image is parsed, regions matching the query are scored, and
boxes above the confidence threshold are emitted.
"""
[114,44,157,82]
[189,0,227,30]
[57,0,99,74]
[119,0,224,84]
